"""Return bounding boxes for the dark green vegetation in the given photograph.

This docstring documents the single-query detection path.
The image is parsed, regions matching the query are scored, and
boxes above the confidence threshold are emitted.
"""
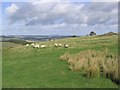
[2,39,31,45]
[7,39,31,45]
[2,35,118,88]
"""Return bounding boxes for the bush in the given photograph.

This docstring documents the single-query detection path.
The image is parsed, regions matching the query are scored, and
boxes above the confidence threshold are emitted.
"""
[72,35,77,37]
[89,31,96,36]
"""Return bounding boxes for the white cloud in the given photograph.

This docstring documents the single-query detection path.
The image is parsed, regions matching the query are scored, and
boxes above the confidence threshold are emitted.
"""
[6,3,19,15]
[5,2,117,26]
[3,2,118,35]
[5,2,85,25]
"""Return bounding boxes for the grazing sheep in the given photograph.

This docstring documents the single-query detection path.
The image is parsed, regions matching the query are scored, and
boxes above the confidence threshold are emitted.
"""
[25,44,29,47]
[34,44,40,48]
[40,45,46,48]
[36,44,40,48]
[31,43,35,46]
[54,43,59,47]
[50,39,54,41]
[58,43,62,47]
[30,43,40,48]
[64,44,69,48]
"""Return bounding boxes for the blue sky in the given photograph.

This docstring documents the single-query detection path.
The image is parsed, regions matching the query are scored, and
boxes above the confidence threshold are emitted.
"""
[1,0,118,35]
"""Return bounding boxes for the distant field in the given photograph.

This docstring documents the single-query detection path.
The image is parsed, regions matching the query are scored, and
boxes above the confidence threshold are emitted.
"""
[2,35,118,88]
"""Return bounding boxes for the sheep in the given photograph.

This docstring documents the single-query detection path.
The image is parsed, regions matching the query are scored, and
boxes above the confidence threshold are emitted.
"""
[50,39,54,41]
[54,43,62,47]
[31,44,39,48]
[25,44,29,47]
[64,44,69,48]
[40,45,46,48]
[31,43,35,47]
[31,43,39,48]
[34,44,40,48]
[58,43,62,47]
[54,43,59,47]
[31,43,36,48]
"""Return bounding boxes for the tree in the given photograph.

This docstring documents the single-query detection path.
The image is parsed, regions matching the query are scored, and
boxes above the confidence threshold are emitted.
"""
[90,31,96,36]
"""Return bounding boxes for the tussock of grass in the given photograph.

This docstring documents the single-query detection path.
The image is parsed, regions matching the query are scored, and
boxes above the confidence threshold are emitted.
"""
[102,56,119,84]
[84,60,100,78]
[60,49,119,84]
[60,52,70,61]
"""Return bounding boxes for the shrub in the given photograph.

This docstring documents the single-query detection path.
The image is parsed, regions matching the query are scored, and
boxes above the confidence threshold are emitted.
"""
[72,35,77,37]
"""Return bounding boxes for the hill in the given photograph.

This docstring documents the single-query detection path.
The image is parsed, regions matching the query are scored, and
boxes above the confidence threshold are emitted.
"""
[2,35,118,88]
[99,32,118,36]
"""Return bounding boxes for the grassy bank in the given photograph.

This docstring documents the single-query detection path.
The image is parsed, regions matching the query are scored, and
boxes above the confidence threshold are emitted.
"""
[2,35,118,88]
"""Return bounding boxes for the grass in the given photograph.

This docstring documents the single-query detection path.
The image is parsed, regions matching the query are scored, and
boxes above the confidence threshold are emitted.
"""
[2,35,118,88]
[60,49,118,83]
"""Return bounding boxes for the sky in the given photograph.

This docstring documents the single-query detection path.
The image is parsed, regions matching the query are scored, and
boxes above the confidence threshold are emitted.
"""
[1,0,118,36]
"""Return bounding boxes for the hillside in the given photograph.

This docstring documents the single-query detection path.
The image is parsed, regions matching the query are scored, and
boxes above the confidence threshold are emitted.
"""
[99,32,118,36]
[2,35,118,88]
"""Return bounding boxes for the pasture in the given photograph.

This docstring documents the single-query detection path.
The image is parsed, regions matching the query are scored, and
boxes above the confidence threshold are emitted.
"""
[2,35,118,88]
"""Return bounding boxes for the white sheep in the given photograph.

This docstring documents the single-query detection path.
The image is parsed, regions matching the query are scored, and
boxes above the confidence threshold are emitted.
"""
[40,45,46,48]
[54,43,59,47]
[58,43,62,47]
[31,43,35,46]
[26,44,29,47]
[31,43,36,48]
[50,39,54,41]
[35,44,40,48]
[64,44,69,48]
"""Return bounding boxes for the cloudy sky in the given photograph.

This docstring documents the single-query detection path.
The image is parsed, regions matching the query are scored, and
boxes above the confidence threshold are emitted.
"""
[1,0,118,35]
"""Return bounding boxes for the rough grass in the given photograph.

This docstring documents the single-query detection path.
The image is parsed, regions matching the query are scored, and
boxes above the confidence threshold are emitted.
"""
[2,35,118,88]
[60,49,119,84]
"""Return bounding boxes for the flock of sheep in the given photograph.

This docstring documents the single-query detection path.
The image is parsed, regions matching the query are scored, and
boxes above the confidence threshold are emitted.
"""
[25,43,69,49]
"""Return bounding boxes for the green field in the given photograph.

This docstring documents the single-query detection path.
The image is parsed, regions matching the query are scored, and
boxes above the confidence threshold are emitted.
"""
[2,35,118,88]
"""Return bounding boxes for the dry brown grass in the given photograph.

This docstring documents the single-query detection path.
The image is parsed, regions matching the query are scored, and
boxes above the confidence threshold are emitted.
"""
[60,49,119,83]
[102,56,118,83]
[59,52,70,61]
